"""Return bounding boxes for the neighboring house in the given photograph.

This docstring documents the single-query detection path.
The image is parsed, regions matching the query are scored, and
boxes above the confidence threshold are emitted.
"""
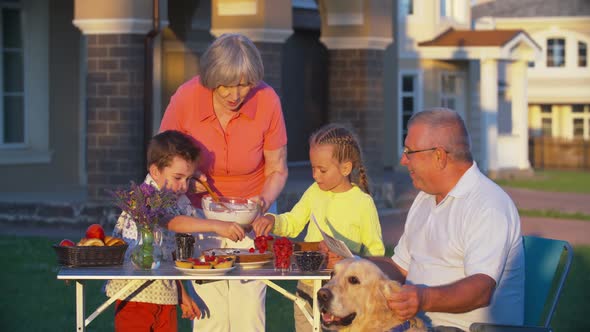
[393,0,539,176]
[0,0,540,224]
[473,0,590,141]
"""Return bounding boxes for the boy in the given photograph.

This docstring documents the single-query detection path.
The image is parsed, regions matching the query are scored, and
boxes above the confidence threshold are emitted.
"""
[105,130,246,331]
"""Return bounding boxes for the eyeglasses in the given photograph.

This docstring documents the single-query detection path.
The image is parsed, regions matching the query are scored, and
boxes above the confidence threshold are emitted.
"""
[402,146,438,157]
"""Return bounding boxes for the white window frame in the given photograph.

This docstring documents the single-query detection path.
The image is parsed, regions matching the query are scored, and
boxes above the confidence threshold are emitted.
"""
[440,71,465,119]
[579,41,587,67]
[400,0,414,18]
[571,105,590,140]
[547,37,566,67]
[398,70,423,157]
[0,0,50,164]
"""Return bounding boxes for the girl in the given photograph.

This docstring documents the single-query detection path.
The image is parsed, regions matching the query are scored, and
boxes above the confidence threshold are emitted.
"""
[252,124,385,332]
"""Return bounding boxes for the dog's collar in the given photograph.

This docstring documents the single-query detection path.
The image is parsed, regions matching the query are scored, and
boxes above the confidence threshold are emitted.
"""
[386,320,412,332]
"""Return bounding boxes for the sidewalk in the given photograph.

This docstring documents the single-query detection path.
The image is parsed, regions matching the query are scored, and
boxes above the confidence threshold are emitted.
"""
[377,181,590,247]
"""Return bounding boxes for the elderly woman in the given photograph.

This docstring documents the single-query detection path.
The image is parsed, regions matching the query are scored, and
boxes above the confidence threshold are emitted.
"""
[159,33,288,332]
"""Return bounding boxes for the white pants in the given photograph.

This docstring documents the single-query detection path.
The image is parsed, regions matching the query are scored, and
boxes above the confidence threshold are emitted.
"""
[189,279,266,332]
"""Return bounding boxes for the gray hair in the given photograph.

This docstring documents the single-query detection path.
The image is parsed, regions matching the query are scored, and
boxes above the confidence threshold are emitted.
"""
[200,34,264,89]
[408,108,473,163]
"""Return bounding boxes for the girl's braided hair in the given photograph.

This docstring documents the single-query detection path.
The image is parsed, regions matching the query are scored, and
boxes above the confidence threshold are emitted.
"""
[309,124,370,195]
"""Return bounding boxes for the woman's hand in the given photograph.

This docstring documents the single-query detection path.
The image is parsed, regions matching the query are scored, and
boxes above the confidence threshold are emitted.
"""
[189,173,208,194]
[318,240,344,269]
[214,220,245,242]
[179,283,201,320]
[252,215,275,237]
[249,195,267,213]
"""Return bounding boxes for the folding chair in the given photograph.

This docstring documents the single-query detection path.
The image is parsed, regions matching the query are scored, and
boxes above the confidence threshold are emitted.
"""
[470,236,573,332]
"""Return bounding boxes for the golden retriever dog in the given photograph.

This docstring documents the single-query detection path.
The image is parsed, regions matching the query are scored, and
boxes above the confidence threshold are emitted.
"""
[317,258,425,331]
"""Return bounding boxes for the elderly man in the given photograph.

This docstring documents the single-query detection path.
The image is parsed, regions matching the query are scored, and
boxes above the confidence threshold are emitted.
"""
[322,108,524,331]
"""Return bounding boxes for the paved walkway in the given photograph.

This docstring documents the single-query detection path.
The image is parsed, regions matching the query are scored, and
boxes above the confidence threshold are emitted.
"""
[378,185,590,247]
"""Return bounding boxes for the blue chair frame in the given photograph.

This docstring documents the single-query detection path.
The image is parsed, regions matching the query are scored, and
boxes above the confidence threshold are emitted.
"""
[470,236,573,332]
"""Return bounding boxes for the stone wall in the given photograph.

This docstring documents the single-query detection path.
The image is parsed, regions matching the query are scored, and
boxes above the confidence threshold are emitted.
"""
[327,49,385,178]
[86,34,146,201]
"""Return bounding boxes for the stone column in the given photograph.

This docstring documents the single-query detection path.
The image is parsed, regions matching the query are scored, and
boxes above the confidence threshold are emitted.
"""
[325,48,387,177]
[480,58,499,175]
[73,0,166,200]
[510,60,531,169]
[317,0,393,207]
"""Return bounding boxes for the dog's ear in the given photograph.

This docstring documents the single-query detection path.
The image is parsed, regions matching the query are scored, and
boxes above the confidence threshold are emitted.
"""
[379,280,402,299]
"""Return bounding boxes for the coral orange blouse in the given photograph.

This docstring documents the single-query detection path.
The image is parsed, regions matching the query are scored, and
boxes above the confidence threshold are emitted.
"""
[159,77,287,203]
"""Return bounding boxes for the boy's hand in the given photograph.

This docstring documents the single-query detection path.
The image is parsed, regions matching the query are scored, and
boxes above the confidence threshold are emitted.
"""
[214,221,245,242]
[319,240,344,269]
[252,215,275,237]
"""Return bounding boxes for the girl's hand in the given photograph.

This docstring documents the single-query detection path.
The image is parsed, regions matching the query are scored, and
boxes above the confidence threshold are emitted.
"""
[319,240,344,269]
[214,221,245,242]
[252,215,275,237]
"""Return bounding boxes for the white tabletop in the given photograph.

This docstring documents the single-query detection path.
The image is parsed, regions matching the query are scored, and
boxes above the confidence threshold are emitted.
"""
[57,262,332,281]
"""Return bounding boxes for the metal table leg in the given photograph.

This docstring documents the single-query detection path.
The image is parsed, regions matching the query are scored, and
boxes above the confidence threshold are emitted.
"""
[76,281,85,332]
[312,279,321,332]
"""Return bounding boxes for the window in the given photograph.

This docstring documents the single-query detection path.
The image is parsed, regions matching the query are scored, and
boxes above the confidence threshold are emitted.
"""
[541,118,552,137]
[400,73,419,148]
[541,104,552,113]
[440,73,457,110]
[547,38,565,67]
[573,104,585,113]
[573,119,584,138]
[1,3,24,144]
[0,0,50,164]
[579,41,587,67]
[401,0,413,16]
[440,0,448,17]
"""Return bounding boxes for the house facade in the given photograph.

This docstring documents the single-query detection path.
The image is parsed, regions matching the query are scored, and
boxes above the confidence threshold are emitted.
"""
[473,0,590,141]
[0,0,540,224]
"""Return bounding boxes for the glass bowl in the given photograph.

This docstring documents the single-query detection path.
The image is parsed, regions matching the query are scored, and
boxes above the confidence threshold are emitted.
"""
[294,251,326,273]
[201,196,260,226]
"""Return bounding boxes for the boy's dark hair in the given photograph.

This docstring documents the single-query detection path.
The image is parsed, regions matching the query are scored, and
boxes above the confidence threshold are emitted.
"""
[147,130,200,171]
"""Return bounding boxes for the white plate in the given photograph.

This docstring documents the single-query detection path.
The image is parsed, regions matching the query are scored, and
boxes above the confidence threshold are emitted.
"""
[174,265,236,275]
[237,260,272,270]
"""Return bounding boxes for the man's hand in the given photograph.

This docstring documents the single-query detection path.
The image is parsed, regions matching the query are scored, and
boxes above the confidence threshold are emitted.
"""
[386,284,423,321]
[252,215,275,237]
[318,240,344,269]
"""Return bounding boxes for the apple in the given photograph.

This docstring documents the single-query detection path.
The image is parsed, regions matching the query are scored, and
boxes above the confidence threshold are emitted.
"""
[59,239,75,247]
[85,224,105,241]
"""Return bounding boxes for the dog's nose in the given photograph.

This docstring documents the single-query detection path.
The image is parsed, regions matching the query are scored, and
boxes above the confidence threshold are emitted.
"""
[317,288,332,305]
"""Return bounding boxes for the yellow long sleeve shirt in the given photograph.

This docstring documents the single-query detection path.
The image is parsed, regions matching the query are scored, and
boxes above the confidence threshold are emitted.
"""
[270,183,384,257]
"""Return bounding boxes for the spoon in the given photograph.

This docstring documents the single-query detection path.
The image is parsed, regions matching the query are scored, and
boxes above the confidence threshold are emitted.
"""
[197,178,231,210]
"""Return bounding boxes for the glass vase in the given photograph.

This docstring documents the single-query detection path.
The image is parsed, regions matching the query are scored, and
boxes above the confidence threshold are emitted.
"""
[131,223,163,270]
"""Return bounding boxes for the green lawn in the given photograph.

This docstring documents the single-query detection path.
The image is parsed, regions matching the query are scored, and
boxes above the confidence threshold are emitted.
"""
[496,169,590,194]
[1,236,588,331]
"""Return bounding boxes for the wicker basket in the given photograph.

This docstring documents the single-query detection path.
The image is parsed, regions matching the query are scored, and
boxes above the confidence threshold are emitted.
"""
[52,244,128,267]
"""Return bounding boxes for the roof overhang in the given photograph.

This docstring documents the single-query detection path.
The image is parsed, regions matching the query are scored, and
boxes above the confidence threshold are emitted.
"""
[417,29,541,61]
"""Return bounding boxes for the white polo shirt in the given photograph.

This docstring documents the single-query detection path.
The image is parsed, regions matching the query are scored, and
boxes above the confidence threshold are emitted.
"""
[393,163,524,330]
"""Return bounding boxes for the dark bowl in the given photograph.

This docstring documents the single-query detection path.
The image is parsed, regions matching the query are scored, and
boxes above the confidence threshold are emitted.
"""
[294,251,326,272]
